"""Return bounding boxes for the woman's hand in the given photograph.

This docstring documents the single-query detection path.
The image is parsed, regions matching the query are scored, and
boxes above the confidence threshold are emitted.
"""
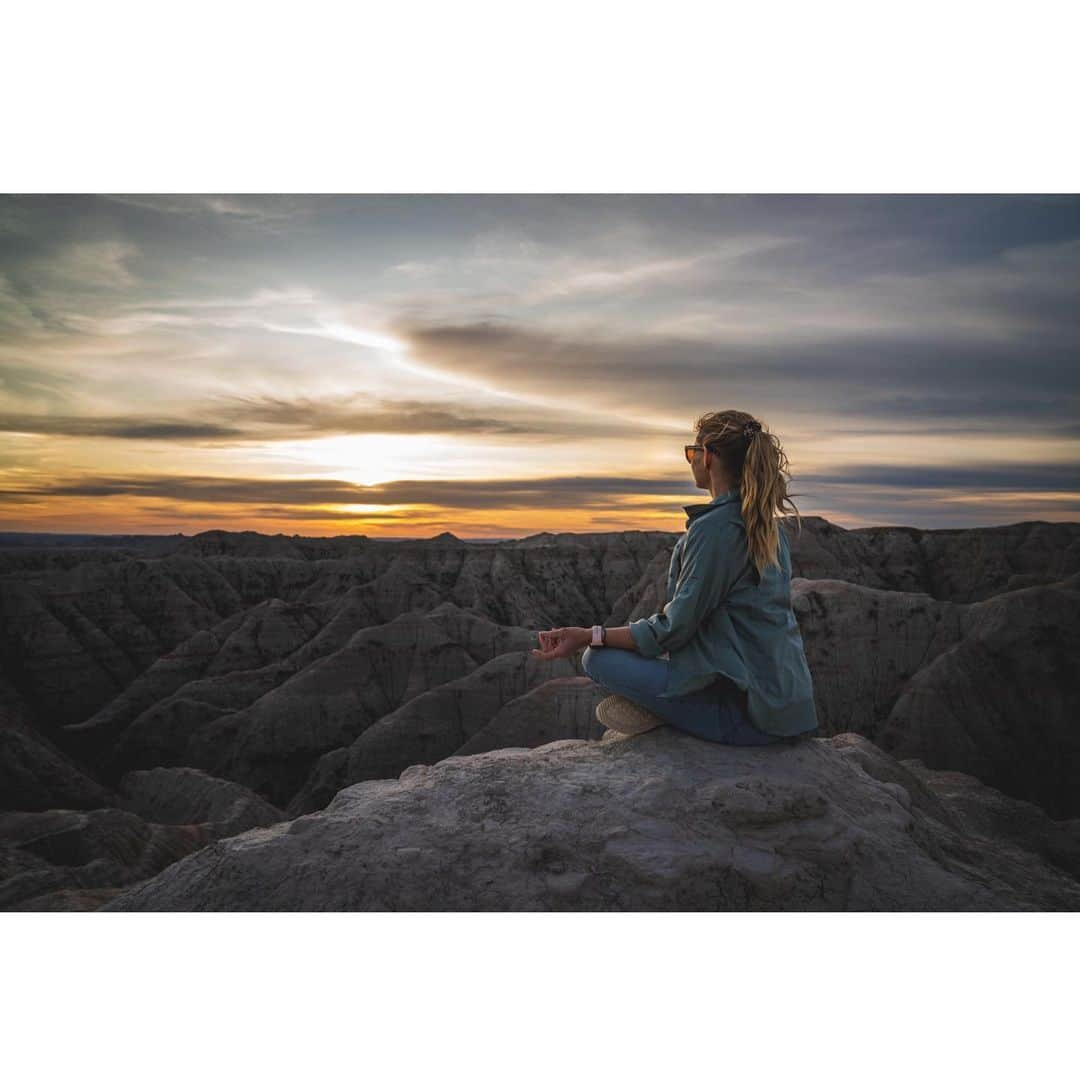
[531,626,591,660]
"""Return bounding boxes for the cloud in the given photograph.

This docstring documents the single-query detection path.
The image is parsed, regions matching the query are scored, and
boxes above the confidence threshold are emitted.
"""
[0,471,697,509]
[2,194,1078,531]
[4,462,1075,519]
[0,414,238,440]
[798,462,1080,494]
[388,317,1080,432]
[0,360,80,406]
[0,391,655,443]
[97,194,313,228]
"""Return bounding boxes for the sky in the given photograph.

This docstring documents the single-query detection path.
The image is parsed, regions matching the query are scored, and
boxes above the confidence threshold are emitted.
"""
[1,193,1078,538]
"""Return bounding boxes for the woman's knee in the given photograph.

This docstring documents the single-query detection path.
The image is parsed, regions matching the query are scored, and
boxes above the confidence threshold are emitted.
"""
[581,644,612,680]
[581,644,599,678]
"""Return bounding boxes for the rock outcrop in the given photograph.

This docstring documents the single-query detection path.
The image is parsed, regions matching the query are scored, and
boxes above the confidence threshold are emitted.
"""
[877,573,1080,818]
[0,766,284,910]
[793,572,1080,817]
[286,674,607,816]
[117,766,285,833]
[0,807,215,911]
[101,730,1080,912]
[0,707,116,812]
[785,517,1080,602]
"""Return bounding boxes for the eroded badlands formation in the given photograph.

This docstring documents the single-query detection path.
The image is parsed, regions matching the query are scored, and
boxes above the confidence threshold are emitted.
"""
[1,517,1077,910]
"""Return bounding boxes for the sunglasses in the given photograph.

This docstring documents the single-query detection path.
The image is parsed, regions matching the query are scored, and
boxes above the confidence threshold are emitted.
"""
[684,443,710,464]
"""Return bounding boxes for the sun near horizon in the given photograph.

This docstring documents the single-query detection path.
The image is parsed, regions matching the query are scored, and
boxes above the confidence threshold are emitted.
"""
[2,194,1078,538]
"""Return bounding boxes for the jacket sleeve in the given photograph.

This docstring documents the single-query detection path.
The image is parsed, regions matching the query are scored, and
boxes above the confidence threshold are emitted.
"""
[628,521,738,658]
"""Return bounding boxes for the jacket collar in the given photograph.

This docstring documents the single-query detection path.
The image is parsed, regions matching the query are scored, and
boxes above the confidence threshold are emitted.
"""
[683,486,740,526]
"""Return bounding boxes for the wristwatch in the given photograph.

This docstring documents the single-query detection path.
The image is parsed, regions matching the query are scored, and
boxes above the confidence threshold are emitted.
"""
[590,624,607,646]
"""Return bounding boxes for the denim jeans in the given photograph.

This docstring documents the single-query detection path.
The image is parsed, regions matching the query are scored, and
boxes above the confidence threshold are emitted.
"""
[581,645,784,746]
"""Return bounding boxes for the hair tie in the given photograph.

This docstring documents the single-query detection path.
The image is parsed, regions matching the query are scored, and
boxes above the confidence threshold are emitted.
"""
[743,420,762,440]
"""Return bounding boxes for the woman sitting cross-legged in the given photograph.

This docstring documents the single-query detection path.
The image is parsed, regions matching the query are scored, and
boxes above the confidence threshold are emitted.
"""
[531,409,820,746]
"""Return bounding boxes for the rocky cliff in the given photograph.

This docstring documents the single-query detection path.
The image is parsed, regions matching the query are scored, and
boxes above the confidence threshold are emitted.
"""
[101,729,1080,912]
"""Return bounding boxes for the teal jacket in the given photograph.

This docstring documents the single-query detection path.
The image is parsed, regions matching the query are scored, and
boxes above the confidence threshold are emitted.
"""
[628,486,819,737]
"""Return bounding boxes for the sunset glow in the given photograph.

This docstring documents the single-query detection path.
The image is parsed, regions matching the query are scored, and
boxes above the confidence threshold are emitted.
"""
[2,194,1077,537]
